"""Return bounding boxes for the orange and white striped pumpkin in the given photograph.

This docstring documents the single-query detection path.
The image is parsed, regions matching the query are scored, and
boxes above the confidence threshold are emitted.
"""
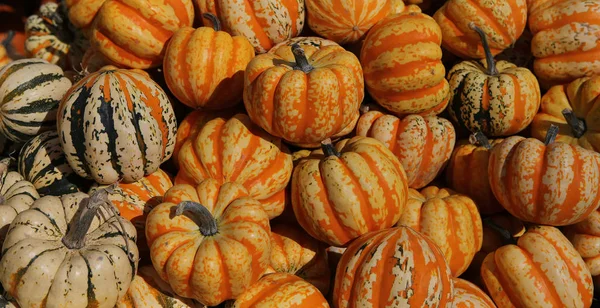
[268,36,338,53]
[360,12,449,116]
[65,0,108,33]
[565,209,600,285]
[333,226,454,307]
[451,278,495,308]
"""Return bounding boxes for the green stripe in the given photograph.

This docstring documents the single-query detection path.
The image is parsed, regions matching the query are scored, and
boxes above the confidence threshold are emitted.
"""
[2,73,64,104]
[0,60,45,86]
[5,98,60,115]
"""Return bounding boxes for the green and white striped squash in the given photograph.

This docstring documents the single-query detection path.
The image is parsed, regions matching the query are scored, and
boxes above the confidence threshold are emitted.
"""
[0,159,39,244]
[18,130,88,197]
[0,58,72,142]
[57,66,177,185]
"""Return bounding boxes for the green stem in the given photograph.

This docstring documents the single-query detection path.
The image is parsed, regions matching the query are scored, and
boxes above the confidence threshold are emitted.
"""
[202,13,222,32]
[291,44,314,73]
[321,138,341,158]
[175,201,218,236]
[561,109,586,138]
[469,22,498,76]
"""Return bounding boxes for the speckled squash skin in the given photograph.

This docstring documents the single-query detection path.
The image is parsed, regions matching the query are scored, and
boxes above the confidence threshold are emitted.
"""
[57,66,177,185]
[233,273,329,308]
[268,36,338,53]
[90,0,195,69]
[489,136,600,226]
[175,114,292,219]
[360,12,450,116]
[356,109,456,189]
[244,44,364,148]
[163,24,255,109]
[145,179,271,307]
[531,76,600,152]
[333,226,454,308]
[0,161,39,244]
[396,186,483,277]
[452,278,495,308]
[528,0,600,87]
[565,209,600,286]
[291,136,409,247]
[65,0,108,32]
[481,225,593,308]
[433,0,527,59]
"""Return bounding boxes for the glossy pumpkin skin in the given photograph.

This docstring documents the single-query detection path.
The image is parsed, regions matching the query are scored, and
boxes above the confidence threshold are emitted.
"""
[57,66,177,185]
[356,110,456,189]
[447,60,541,137]
[291,136,409,247]
[531,76,600,152]
[397,186,483,277]
[481,225,593,308]
[452,278,495,308]
[90,0,194,69]
[565,209,600,282]
[175,114,292,219]
[244,44,364,147]
[489,136,600,226]
[145,179,271,306]
[0,192,139,308]
[0,162,39,243]
[433,0,527,59]
[333,226,454,308]
[65,0,108,32]
[163,25,255,110]
[529,0,600,87]
[361,12,449,116]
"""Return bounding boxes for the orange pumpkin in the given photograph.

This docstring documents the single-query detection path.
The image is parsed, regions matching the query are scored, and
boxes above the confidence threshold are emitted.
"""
[291,136,409,247]
[481,225,593,308]
[90,0,195,69]
[244,43,364,147]
[65,0,108,33]
[175,114,293,219]
[452,278,495,308]
[333,226,454,307]
[489,127,600,226]
[564,209,600,286]
[397,186,483,277]
[356,108,456,189]
[268,36,338,53]
[145,179,271,306]
[360,12,449,116]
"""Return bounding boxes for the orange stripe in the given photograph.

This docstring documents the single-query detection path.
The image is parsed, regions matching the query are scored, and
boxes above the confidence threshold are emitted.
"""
[112,0,172,43]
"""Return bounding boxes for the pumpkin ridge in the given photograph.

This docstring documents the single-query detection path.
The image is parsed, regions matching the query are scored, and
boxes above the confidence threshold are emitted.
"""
[214,239,234,299]
[456,0,512,45]
[95,87,123,178]
[487,251,526,306]
[110,0,172,43]
[338,154,377,231]
[10,246,64,295]
[80,251,101,307]
[535,47,600,64]
[92,30,155,66]
[373,228,402,307]
[2,73,63,104]
[65,83,94,177]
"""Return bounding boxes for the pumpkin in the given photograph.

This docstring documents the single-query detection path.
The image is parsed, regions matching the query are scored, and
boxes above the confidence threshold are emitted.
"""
[356,107,456,189]
[0,58,72,142]
[528,0,600,87]
[176,114,292,219]
[64,0,108,32]
[145,179,271,306]
[90,0,195,69]
[333,226,454,307]
[564,209,600,285]
[268,36,338,53]
[445,132,505,215]
[495,27,534,69]
[291,136,408,247]
[232,273,329,308]
[0,188,139,308]
[360,12,449,116]
[447,23,540,137]
[0,159,39,243]
[244,43,364,147]
[433,0,527,59]
[531,75,600,152]
[78,45,112,74]
[305,0,420,45]
[163,14,254,110]
[196,0,305,53]
[396,186,483,277]
[57,65,177,184]
[452,278,495,308]
[481,225,593,308]
[489,126,600,226]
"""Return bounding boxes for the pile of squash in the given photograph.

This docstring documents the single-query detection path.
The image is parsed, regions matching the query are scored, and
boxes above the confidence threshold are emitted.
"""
[0,0,599,307]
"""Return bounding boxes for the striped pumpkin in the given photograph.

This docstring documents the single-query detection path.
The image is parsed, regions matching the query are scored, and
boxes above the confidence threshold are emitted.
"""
[163,15,255,110]
[233,273,329,308]
[481,225,593,308]
[65,0,108,33]
[176,114,292,219]
[0,160,39,244]
[396,186,483,277]
[57,66,177,185]
[197,0,305,54]
[452,278,495,308]
[564,209,600,286]
[305,0,420,44]
[0,58,72,142]
[360,12,449,116]
[291,136,409,247]
[90,0,195,69]
[268,36,338,53]
[333,226,454,307]
[18,130,87,196]
[356,108,456,189]
[0,190,139,308]
[433,0,527,59]
[244,43,364,147]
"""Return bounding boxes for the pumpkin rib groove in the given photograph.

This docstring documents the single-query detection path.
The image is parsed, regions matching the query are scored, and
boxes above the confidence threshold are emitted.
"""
[521,238,567,306]
[2,73,63,104]
[506,73,525,133]
[30,207,62,234]
[339,155,376,231]
[214,239,234,299]
[80,251,100,305]
[12,246,63,294]
[357,150,398,227]
[486,253,525,306]
[372,229,400,307]
[459,0,512,44]
[92,30,154,63]
[110,1,172,42]
[535,48,600,63]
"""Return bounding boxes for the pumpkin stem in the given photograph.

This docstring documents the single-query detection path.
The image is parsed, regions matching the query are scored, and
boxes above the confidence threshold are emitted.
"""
[483,217,518,245]
[544,124,559,145]
[291,44,314,73]
[321,138,341,157]
[469,22,498,76]
[1,31,25,60]
[175,201,218,237]
[202,13,221,32]
[468,130,492,150]
[359,105,370,114]
[561,109,586,138]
